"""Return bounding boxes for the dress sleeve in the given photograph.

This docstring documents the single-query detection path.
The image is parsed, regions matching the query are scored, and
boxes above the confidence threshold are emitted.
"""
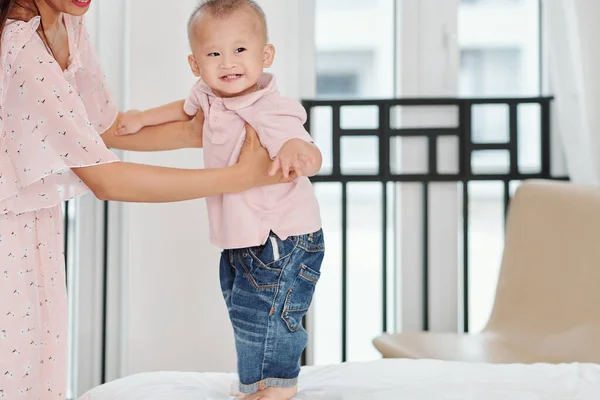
[0,18,119,214]
[70,15,118,133]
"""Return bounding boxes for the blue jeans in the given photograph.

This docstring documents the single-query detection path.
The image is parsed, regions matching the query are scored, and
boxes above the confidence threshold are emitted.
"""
[219,229,325,394]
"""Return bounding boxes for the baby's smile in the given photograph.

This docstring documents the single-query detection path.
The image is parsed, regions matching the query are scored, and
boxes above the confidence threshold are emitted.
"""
[220,74,244,82]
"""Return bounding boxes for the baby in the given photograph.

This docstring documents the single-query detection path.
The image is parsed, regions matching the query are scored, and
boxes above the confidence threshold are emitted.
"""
[117,1,324,399]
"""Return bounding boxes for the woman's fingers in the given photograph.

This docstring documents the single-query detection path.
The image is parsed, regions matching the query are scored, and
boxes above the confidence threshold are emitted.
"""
[237,122,301,186]
[243,123,260,151]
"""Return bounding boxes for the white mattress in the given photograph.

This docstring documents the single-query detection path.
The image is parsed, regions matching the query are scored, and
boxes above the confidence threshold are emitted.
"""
[80,358,600,400]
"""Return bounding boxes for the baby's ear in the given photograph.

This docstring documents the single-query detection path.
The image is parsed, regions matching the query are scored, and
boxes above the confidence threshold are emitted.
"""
[188,54,201,77]
[263,44,275,68]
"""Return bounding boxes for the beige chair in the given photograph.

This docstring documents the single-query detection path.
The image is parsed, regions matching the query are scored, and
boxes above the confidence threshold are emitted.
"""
[373,180,600,364]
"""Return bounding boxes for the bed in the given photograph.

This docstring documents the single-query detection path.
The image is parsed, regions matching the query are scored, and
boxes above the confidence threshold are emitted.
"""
[80,358,600,399]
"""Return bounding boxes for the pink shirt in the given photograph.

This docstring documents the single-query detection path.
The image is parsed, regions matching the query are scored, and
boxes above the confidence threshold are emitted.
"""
[184,73,322,249]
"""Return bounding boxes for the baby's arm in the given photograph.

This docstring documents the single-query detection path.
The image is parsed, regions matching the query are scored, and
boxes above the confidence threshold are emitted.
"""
[253,97,322,178]
[117,100,191,135]
[270,138,322,178]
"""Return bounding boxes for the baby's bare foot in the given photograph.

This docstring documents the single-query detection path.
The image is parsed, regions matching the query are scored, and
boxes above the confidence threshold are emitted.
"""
[242,386,297,400]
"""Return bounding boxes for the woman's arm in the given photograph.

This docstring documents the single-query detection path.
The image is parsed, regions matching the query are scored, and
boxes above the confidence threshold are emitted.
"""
[102,110,203,151]
[73,161,244,202]
[74,124,290,202]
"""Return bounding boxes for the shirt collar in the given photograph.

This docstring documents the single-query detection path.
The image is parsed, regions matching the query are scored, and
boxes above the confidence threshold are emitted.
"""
[199,73,277,111]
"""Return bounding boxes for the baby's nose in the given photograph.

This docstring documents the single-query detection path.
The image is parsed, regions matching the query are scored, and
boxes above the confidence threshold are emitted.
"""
[220,57,237,69]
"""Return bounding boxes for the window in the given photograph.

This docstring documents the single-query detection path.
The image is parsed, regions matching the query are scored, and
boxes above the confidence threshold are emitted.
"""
[461,48,521,144]
[458,0,542,333]
[316,73,359,97]
[312,0,396,365]
[461,48,522,97]
[459,0,540,98]
[64,201,77,400]
[315,50,375,99]
[461,0,520,5]
[310,0,544,355]
[317,0,381,9]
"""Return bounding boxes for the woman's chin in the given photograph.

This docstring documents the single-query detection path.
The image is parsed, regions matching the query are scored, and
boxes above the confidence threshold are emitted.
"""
[66,0,92,16]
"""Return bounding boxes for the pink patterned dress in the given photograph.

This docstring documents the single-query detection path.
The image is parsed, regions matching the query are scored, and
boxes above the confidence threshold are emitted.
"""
[0,15,119,399]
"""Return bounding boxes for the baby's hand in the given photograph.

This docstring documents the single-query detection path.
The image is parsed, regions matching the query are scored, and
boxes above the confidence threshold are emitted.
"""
[269,139,319,178]
[116,110,144,135]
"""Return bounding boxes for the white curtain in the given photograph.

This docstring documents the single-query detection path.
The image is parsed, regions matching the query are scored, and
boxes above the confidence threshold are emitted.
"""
[544,0,600,185]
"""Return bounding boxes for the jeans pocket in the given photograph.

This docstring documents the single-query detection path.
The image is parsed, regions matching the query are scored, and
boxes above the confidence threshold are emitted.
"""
[249,233,297,268]
[238,250,280,290]
[281,264,320,332]
[241,233,298,289]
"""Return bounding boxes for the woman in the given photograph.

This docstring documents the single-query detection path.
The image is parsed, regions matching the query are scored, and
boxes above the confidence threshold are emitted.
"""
[0,0,299,398]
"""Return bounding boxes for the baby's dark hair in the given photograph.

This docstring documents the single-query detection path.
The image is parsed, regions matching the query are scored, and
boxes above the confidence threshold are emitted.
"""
[188,0,268,42]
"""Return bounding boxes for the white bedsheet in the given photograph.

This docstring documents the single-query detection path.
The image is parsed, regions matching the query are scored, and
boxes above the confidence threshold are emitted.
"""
[80,359,600,400]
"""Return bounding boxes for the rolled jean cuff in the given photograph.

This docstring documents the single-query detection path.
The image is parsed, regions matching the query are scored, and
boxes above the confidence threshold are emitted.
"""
[239,377,298,394]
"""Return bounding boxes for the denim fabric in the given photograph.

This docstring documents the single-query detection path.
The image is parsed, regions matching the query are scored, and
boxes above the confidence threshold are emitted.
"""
[219,229,325,394]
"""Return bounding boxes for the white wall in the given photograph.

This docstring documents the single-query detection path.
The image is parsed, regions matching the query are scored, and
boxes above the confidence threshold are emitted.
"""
[119,0,314,376]
[121,0,234,375]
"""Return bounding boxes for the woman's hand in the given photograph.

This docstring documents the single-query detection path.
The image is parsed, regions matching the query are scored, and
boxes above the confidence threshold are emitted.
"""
[186,110,205,148]
[236,124,296,190]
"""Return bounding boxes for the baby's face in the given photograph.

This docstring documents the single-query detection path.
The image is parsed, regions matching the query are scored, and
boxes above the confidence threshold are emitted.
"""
[189,7,274,98]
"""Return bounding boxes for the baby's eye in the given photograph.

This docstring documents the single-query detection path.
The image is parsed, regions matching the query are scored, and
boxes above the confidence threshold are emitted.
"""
[234,47,246,53]
[207,52,220,57]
